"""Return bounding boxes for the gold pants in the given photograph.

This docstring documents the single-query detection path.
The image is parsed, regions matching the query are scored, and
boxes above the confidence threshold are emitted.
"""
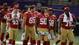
[0,22,6,38]
[37,28,49,41]
[25,26,35,40]
[9,28,18,40]
[61,27,75,42]
[1,22,6,33]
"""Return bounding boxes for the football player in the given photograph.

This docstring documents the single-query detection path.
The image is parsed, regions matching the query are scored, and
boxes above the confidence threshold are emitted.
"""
[4,6,13,40]
[48,8,57,39]
[0,3,8,45]
[58,5,76,45]
[6,3,21,45]
[36,8,50,45]
[0,4,4,45]
[47,8,58,45]
[23,5,39,45]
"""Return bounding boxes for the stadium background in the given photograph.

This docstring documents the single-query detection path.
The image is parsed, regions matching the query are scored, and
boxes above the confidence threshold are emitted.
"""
[0,0,79,45]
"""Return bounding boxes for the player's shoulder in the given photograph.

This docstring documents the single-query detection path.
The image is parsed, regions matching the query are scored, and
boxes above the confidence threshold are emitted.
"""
[24,11,30,16]
[34,11,38,13]
[58,13,64,19]
[35,12,41,17]
[70,12,76,18]
[52,15,57,17]
[51,15,57,19]
[24,11,30,14]
[6,12,11,16]
[38,14,44,18]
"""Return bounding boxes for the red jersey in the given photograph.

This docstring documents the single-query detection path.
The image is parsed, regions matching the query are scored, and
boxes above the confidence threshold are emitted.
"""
[38,15,48,28]
[24,11,39,26]
[58,13,75,29]
[48,15,57,29]
[7,10,21,28]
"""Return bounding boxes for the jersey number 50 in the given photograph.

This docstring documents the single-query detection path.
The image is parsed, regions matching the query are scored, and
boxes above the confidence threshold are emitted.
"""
[40,18,47,25]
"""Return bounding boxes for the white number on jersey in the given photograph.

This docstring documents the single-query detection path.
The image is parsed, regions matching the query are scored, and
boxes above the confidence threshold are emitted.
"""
[65,21,72,26]
[12,20,19,25]
[29,17,35,24]
[49,20,54,26]
[40,18,47,25]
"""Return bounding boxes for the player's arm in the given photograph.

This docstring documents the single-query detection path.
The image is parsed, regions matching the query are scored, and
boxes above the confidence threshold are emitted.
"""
[6,13,11,22]
[22,12,27,28]
[72,15,77,29]
[57,15,63,34]
[47,17,50,33]
[4,14,7,19]
[53,16,57,35]
[20,13,23,30]
[35,16,39,34]
[18,12,22,29]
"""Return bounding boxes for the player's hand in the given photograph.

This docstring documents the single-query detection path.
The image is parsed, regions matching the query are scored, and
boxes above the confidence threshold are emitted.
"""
[49,30,53,33]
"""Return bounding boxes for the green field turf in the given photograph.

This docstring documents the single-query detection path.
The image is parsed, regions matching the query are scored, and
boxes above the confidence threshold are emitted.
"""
[7,30,79,45]
[75,37,79,45]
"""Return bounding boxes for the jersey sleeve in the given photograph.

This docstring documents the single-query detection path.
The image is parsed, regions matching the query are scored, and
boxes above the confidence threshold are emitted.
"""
[57,14,64,22]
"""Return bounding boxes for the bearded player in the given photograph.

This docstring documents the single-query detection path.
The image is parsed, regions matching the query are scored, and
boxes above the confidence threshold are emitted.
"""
[6,3,21,45]
[23,5,39,45]
[58,5,76,45]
